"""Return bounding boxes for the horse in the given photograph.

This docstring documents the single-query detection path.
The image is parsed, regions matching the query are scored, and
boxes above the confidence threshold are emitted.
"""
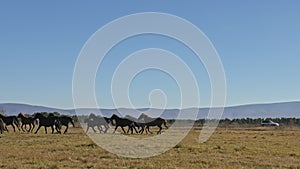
[33,113,61,134]
[138,113,168,134]
[110,114,138,134]
[17,112,37,133]
[48,113,75,134]
[124,115,148,134]
[84,113,110,134]
[0,114,21,132]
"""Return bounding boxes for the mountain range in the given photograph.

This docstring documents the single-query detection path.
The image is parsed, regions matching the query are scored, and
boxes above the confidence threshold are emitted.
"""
[0,101,299,119]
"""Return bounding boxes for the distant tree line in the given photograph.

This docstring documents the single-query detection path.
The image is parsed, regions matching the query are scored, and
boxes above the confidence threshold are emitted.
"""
[193,117,300,127]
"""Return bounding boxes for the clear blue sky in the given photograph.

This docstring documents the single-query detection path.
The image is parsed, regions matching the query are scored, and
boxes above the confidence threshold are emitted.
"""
[1,1,300,109]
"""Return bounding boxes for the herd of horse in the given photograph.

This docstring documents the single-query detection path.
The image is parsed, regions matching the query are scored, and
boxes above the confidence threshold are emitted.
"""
[85,113,168,135]
[0,112,75,134]
[0,112,168,135]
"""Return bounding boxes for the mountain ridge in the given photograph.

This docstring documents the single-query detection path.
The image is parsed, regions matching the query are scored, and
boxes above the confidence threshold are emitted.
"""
[0,101,300,119]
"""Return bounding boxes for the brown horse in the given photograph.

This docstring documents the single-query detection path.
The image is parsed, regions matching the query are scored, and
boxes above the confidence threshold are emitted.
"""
[138,113,168,134]
[17,112,37,133]
[0,114,20,132]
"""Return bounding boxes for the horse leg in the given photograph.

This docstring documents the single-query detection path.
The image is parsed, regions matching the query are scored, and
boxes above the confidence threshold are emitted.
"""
[142,126,146,134]
[51,126,55,134]
[24,124,27,131]
[35,125,41,134]
[164,121,168,129]
[20,124,25,132]
[27,124,32,133]
[25,124,27,132]
[15,121,20,132]
[92,126,97,133]
[139,127,143,134]
[113,126,118,134]
[64,125,69,134]
[104,125,109,133]
[12,124,16,132]
[128,126,133,134]
[56,125,61,134]
[147,126,153,134]
[157,125,162,134]
[86,126,89,133]
[144,125,149,134]
[133,126,138,134]
[45,126,48,134]
[121,126,127,134]
[22,124,26,132]
[126,127,130,134]
[31,123,35,133]
[97,125,102,133]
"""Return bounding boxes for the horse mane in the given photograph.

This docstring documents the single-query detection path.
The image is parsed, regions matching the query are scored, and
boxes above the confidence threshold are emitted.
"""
[89,113,97,119]
[125,115,139,122]
[138,112,150,119]
[111,114,119,118]
[18,112,26,117]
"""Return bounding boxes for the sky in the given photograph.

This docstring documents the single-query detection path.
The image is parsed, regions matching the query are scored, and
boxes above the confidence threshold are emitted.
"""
[1,1,300,109]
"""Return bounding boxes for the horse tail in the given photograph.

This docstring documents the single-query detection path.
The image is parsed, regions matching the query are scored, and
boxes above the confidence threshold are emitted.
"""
[33,118,38,125]
[13,117,21,128]
[70,117,75,127]
[0,118,5,133]
[164,120,168,129]
[55,118,62,130]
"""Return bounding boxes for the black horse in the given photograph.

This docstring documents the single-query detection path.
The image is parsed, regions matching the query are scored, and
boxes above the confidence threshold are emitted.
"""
[34,113,61,134]
[124,115,147,134]
[138,113,168,134]
[49,113,75,134]
[110,114,138,134]
[0,114,20,132]
[17,112,37,133]
[134,121,149,134]
[84,113,110,133]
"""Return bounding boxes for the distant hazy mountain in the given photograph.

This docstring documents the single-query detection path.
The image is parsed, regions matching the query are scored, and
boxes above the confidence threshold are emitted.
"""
[0,103,73,115]
[0,102,299,119]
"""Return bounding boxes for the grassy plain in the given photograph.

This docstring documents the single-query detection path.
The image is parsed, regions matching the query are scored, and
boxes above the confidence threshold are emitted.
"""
[0,125,299,169]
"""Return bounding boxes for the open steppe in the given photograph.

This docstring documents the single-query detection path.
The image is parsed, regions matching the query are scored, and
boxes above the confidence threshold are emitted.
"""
[0,125,299,169]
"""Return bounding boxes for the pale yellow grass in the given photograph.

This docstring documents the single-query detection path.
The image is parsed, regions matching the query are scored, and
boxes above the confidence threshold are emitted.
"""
[0,126,299,169]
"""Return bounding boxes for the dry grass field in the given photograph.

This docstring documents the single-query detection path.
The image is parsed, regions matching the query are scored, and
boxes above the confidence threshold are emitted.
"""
[0,125,300,169]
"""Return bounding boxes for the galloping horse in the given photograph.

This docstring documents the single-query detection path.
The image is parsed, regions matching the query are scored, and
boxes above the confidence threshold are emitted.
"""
[48,113,75,134]
[138,113,168,134]
[84,113,110,133]
[17,112,37,133]
[110,114,138,134]
[124,115,147,134]
[34,113,61,134]
[0,114,20,132]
